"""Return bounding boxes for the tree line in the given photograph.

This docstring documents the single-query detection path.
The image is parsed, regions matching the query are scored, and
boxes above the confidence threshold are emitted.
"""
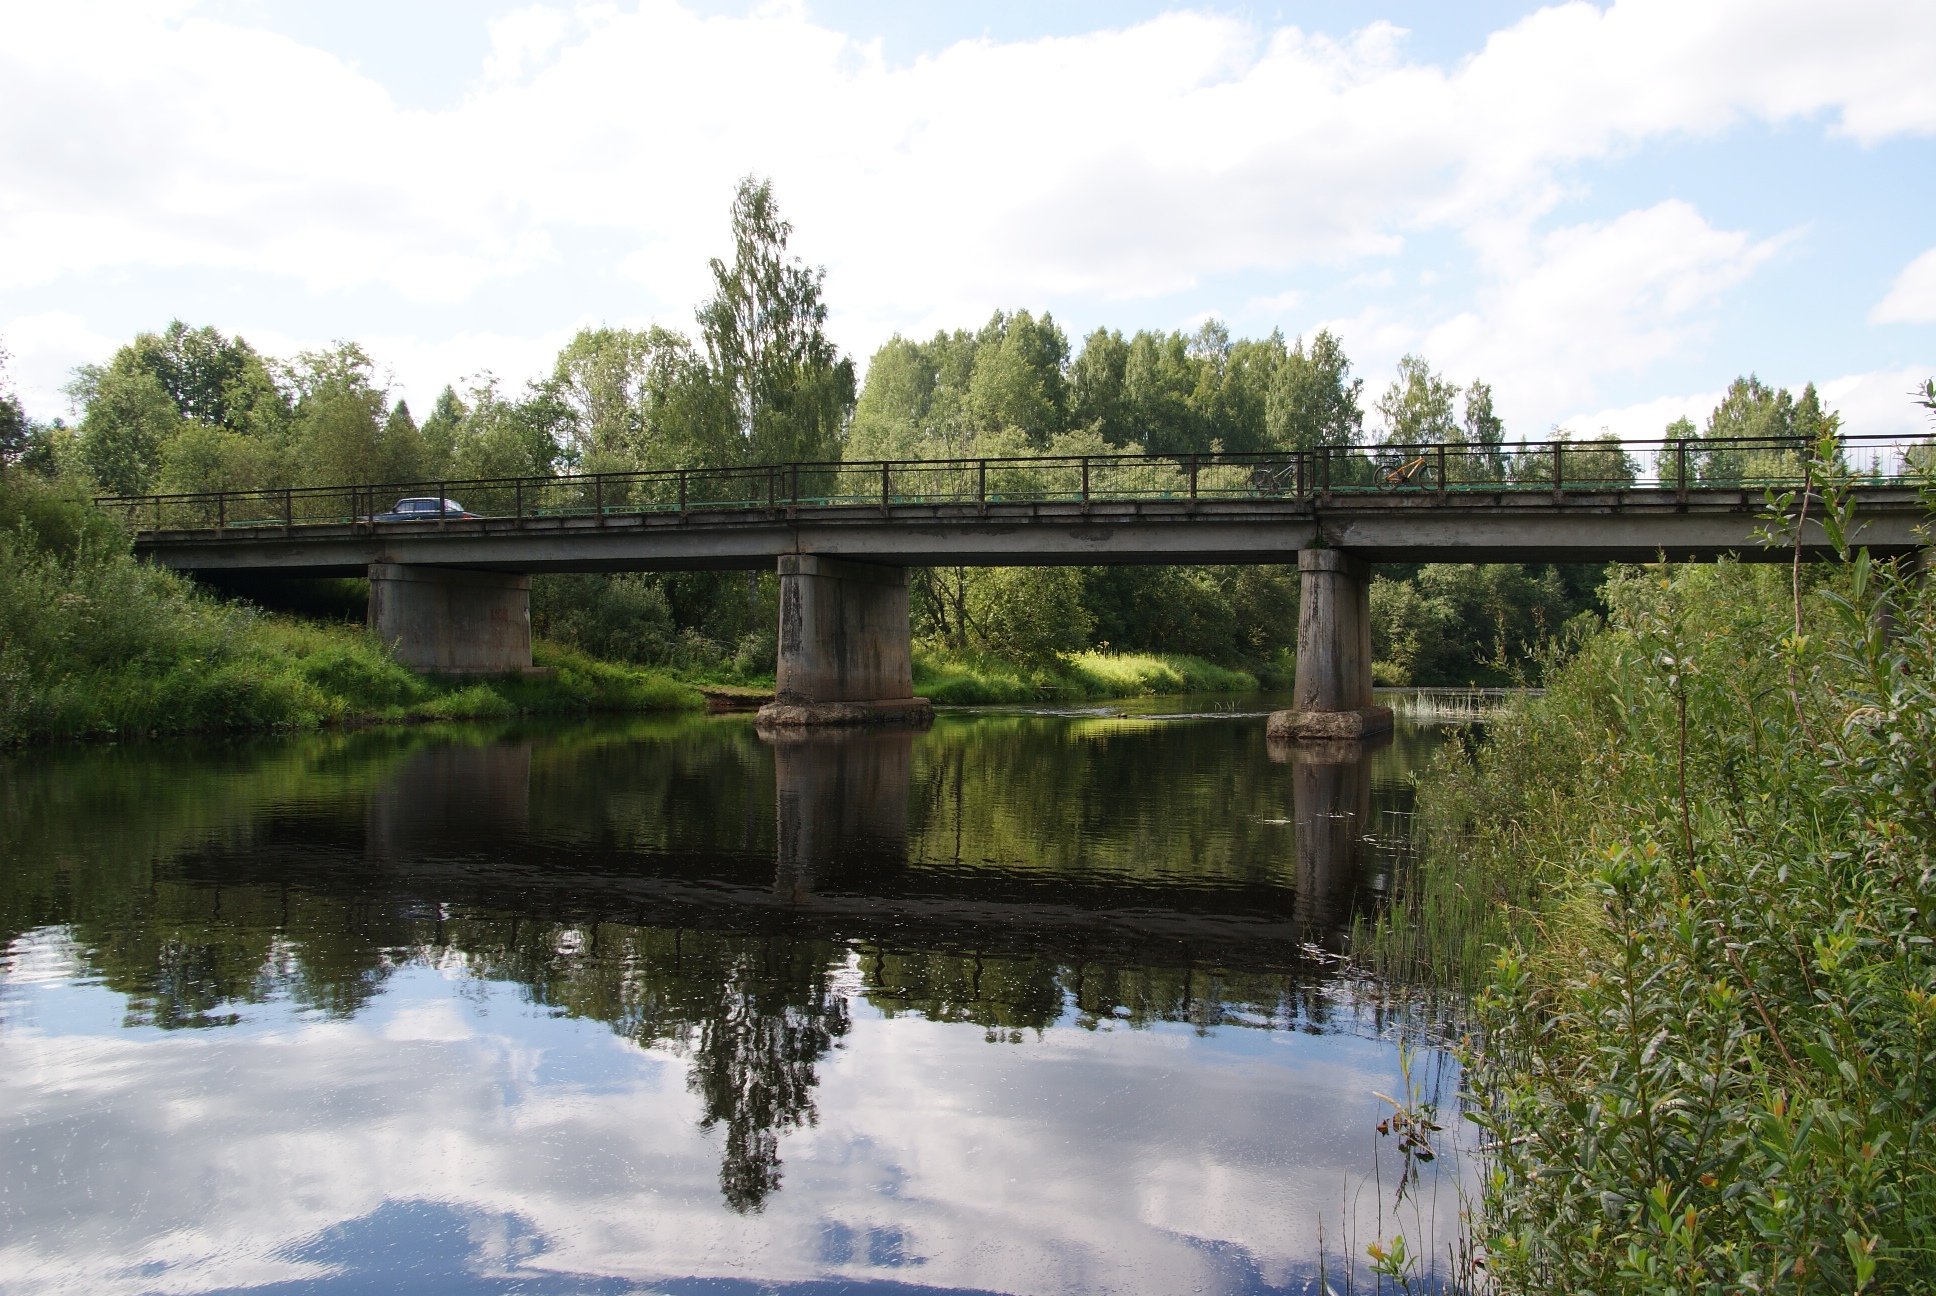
[0,178,1858,685]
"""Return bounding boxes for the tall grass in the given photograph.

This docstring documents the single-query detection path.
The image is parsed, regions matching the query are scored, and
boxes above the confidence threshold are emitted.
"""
[912,646,1262,704]
[1363,450,1936,1291]
[0,474,700,745]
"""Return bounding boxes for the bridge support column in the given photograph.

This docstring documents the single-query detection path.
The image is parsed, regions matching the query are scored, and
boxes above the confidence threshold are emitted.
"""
[368,563,531,674]
[756,555,934,730]
[1267,549,1392,742]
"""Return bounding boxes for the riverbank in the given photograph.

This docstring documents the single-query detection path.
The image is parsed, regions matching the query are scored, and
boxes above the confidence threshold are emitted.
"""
[911,646,1273,705]
[0,475,700,745]
[1365,537,1936,1290]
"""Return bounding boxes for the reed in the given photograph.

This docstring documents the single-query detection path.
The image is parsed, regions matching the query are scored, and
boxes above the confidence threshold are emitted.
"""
[1363,447,1936,1291]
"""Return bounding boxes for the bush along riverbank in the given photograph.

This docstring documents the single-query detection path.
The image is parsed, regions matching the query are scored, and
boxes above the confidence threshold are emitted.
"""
[0,476,700,746]
[1364,452,1936,1291]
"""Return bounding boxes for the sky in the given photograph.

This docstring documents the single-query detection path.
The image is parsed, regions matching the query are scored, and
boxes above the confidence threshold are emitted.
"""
[2,0,1933,443]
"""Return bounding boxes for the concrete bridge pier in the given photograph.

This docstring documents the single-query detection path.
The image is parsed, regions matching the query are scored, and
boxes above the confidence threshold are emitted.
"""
[1267,549,1393,742]
[756,555,935,730]
[368,562,532,674]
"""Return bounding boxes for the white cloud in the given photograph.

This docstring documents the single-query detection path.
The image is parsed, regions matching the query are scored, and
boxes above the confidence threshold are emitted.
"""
[482,5,573,84]
[1,1,1930,430]
[1872,247,1936,325]
[1332,202,1788,432]
[1562,365,1936,445]
[1,312,122,418]
[1559,389,1726,442]
[1432,202,1790,421]
[4,1,1931,316]
[0,965,1466,1296]
[1818,365,1936,438]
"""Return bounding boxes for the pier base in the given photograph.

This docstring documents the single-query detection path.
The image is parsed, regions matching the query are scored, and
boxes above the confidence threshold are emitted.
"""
[1267,549,1392,742]
[368,563,532,674]
[756,555,934,731]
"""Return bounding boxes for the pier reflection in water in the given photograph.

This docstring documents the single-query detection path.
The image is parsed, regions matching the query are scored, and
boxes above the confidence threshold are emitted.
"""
[0,708,1465,1295]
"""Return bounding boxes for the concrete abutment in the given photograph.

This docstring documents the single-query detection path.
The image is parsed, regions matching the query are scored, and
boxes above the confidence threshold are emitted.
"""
[756,555,934,731]
[1266,549,1393,742]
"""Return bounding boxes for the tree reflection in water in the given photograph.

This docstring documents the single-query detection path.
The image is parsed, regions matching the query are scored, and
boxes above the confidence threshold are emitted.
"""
[0,712,1433,1216]
[688,939,851,1212]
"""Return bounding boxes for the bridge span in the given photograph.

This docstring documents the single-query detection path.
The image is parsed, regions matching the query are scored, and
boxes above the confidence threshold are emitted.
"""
[107,435,1932,737]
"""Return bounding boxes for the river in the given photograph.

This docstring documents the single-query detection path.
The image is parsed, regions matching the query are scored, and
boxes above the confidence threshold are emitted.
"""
[0,699,1470,1295]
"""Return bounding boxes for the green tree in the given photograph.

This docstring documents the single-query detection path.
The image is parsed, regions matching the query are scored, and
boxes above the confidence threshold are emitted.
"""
[72,364,180,494]
[546,325,708,472]
[1123,330,1203,455]
[965,310,1068,448]
[447,376,566,481]
[964,566,1094,662]
[1688,375,1830,485]
[1213,330,1286,454]
[282,344,417,487]
[695,177,856,467]
[156,422,282,497]
[1069,328,1132,446]
[122,320,287,439]
[1374,354,1460,446]
[1462,379,1507,480]
[0,342,25,470]
[1510,430,1639,491]
[847,335,940,461]
[1265,329,1363,451]
[418,385,467,478]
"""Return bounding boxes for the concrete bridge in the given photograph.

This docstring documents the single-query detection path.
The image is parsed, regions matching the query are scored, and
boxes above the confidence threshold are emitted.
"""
[108,435,1932,736]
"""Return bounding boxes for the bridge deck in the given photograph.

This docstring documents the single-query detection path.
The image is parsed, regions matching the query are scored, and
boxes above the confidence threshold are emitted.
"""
[111,436,1932,574]
[131,486,1930,574]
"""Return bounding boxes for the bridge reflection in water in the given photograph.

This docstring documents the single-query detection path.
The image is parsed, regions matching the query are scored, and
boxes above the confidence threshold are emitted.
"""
[2,713,1436,1228]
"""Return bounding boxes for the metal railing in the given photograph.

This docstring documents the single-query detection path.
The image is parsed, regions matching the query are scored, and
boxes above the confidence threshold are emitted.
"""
[98,433,1934,536]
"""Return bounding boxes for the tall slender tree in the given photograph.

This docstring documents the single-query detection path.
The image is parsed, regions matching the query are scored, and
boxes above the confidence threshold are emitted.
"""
[695,178,855,468]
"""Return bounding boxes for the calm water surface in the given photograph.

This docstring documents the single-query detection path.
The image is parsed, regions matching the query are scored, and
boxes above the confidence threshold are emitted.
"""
[0,699,1469,1295]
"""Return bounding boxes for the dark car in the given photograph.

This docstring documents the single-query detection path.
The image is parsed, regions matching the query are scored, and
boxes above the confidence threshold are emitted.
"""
[371,496,477,522]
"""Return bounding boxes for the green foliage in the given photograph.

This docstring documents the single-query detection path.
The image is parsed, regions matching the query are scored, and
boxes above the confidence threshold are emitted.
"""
[695,176,856,467]
[74,363,180,494]
[0,340,26,468]
[1265,328,1364,451]
[1370,562,1583,686]
[1376,354,1462,445]
[531,572,675,665]
[0,475,699,745]
[1367,447,1936,1290]
[912,646,1255,704]
[1687,374,1834,485]
[963,565,1093,663]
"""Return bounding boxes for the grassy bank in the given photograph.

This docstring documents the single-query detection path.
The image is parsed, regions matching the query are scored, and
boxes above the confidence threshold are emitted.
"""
[1360,475,1936,1289]
[912,646,1270,705]
[0,475,700,745]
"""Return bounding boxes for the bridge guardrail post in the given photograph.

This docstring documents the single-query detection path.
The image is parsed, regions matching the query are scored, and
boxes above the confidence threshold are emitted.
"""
[1437,443,1447,498]
[678,471,688,519]
[1081,457,1090,508]
[1187,454,1198,501]
[515,480,523,524]
[978,460,988,513]
[217,493,225,531]
[283,488,292,534]
[1676,440,1688,503]
[1553,441,1565,501]
[881,462,891,515]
